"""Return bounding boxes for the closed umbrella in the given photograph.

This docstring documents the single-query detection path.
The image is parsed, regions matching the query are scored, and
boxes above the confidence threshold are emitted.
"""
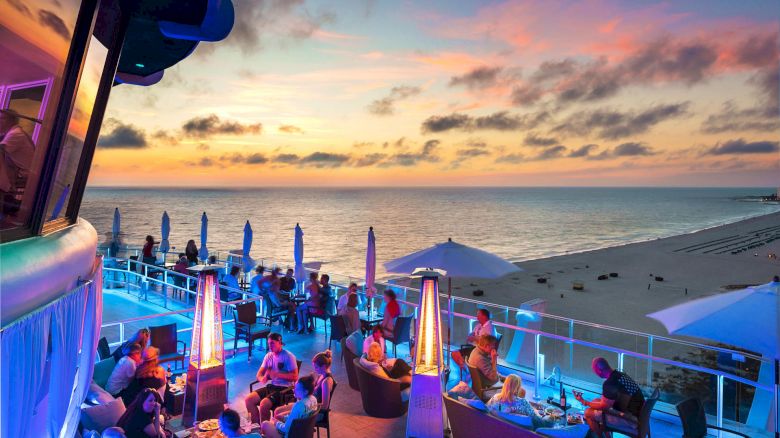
[109,207,121,257]
[365,226,377,313]
[294,223,305,291]
[365,226,377,296]
[49,184,70,220]
[112,207,120,240]
[242,220,255,273]
[159,211,170,254]
[647,280,779,437]
[384,238,522,368]
[198,212,209,262]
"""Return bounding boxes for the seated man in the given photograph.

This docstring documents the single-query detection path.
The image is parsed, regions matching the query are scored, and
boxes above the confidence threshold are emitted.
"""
[0,109,35,196]
[219,408,261,437]
[279,268,296,293]
[244,333,298,424]
[574,357,645,437]
[337,283,358,313]
[451,308,497,372]
[105,343,143,403]
[222,265,243,301]
[466,335,502,389]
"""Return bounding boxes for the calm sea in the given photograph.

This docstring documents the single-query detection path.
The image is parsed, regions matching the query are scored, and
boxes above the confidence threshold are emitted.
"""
[81,187,780,279]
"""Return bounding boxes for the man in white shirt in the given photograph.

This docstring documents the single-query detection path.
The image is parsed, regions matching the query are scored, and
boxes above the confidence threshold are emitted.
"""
[105,343,143,402]
[337,283,358,313]
[450,309,497,373]
[244,333,298,424]
[0,109,35,194]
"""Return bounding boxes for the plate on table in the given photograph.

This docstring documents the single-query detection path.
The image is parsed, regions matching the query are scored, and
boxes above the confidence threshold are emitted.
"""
[567,413,584,424]
[545,406,564,418]
[197,419,220,431]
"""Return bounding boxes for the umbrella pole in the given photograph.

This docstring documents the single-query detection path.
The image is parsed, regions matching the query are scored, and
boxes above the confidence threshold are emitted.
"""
[447,277,452,373]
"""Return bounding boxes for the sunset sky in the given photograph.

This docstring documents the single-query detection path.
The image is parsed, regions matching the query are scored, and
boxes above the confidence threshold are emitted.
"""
[91,0,779,187]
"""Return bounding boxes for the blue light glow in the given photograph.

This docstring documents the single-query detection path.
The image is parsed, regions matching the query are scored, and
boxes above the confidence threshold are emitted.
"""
[135,63,145,68]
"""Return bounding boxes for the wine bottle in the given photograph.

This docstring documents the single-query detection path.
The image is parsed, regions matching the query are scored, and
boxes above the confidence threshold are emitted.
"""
[559,382,566,408]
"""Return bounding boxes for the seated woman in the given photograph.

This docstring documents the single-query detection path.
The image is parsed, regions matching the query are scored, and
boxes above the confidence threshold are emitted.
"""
[274,350,336,422]
[124,347,167,403]
[359,342,412,388]
[338,294,360,334]
[116,388,165,438]
[261,374,319,438]
[380,289,400,338]
[486,374,555,429]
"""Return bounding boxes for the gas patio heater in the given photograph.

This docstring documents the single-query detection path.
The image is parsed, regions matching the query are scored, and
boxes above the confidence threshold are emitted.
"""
[406,268,446,438]
[182,264,228,426]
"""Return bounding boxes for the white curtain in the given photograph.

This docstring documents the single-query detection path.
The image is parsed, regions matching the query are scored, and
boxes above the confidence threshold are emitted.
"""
[1,309,51,437]
[62,266,103,438]
[48,289,88,436]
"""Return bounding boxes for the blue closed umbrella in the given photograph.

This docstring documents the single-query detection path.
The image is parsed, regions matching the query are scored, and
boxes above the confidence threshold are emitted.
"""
[49,185,70,220]
[198,212,209,262]
[242,220,255,272]
[112,207,120,239]
[294,223,305,288]
[159,211,170,254]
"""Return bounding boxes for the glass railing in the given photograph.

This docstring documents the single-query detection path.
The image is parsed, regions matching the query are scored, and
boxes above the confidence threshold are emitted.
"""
[100,253,776,436]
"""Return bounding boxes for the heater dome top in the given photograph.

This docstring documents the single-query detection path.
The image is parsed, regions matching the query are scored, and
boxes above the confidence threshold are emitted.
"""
[411,268,447,278]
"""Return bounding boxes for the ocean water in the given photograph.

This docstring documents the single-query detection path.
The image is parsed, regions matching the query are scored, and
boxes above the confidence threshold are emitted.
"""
[81,187,780,279]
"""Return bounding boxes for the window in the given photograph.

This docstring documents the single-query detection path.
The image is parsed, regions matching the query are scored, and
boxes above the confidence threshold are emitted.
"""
[44,36,109,223]
[0,0,83,232]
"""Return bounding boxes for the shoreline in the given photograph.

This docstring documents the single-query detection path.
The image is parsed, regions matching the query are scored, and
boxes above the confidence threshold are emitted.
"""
[507,209,780,264]
[446,210,780,336]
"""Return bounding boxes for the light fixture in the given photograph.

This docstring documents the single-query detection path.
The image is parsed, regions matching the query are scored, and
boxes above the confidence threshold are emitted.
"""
[406,268,445,438]
[182,265,228,426]
[135,62,145,68]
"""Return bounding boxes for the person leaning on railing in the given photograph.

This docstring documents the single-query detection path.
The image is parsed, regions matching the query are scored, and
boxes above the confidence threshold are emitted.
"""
[467,335,502,388]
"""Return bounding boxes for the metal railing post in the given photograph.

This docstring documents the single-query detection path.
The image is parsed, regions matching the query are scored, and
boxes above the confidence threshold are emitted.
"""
[716,375,724,438]
[569,320,574,371]
[119,323,125,345]
[163,271,168,309]
[534,333,541,401]
[647,336,654,385]
[618,352,624,371]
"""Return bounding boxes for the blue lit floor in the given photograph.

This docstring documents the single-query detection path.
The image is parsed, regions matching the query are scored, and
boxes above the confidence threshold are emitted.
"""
[101,286,752,437]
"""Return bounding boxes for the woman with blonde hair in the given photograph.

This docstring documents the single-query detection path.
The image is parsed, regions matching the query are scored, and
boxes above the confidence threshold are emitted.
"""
[359,342,412,387]
[486,374,555,428]
[274,349,337,422]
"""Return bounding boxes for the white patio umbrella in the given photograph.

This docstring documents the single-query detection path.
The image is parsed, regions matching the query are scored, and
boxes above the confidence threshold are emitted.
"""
[242,220,256,273]
[198,212,209,262]
[294,223,305,291]
[384,238,522,364]
[647,280,780,436]
[159,211,170,255]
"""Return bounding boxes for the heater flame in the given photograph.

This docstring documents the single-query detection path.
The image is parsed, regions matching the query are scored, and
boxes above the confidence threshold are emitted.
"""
[414,276,442,375]
[190,271,224,369]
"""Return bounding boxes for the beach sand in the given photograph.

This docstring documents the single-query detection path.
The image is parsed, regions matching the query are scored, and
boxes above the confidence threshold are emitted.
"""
[448,211,780,336]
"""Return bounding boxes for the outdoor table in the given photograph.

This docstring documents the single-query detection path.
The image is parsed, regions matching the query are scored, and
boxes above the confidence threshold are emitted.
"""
[359,311,383,326]
[165,373,185,416]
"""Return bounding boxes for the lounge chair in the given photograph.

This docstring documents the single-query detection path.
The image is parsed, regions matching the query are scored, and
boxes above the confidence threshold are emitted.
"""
[353,358,408,418]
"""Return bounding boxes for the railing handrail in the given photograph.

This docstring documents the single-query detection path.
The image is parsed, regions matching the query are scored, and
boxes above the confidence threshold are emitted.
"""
[101,253,769,363]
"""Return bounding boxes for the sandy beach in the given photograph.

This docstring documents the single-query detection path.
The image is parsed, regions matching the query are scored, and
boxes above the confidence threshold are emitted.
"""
[448,211,780,336]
